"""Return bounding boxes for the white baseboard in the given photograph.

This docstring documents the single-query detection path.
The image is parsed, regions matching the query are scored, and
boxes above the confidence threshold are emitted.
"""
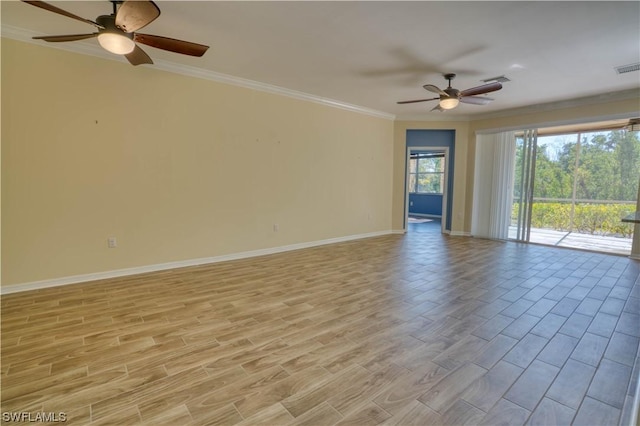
[449,231,471,237]
[1,230,393,295]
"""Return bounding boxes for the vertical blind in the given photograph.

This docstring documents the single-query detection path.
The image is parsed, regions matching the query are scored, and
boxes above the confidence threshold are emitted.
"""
[471,131,516,239]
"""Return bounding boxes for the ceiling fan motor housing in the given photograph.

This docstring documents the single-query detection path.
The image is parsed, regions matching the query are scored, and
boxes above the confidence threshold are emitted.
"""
[96,14,133,39]
[443,87,460,99]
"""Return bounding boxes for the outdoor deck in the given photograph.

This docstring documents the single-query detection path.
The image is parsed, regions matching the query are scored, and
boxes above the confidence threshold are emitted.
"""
[509,227,633,256]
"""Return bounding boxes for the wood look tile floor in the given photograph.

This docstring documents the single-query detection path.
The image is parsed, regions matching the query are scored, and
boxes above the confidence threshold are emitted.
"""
[2,221,639,425]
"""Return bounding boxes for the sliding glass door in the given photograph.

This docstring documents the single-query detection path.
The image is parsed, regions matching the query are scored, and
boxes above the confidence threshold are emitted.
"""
[511,129,537,242]
[509,126,639,254]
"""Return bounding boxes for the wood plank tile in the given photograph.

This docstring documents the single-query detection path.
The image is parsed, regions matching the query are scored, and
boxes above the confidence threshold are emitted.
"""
[569,332,609,367]
[526,397,575,426]
[504,360,559,411]
[233,366,331,418]
[545,358,596,409]
[286,402,343,426]
[440,399,486,426]
[91,366,208,421]
[141,404,193,425]
[394,334,457,371]
[136,367,248,421]
[529,313,566,339]
[473,334,518,370]
[572,396,621,426]
[501,299,536,319]
[418,362,487,413]
[604,331,640,367]
[501,314,540,339]
[599,297,626,316]
[327,363,408,416]
[431,334,488,370]
[89,406,142,426]
[615,311,640,337]
[372,360,450,415]
[186,365,290,418]
[586,311,618,338]
[380,400,442,426]
[235,403,294,426]
[461,360,523,412]
[1,229,637,426]
[334,401,392,426]
[472,314,514,340]
[586,358,632,409]
[536,333,579,368]
[549,297,581,317]
[503,333,549,368]
[281,364,370,418]
[188,403,243,425]
[558,312,593,338]
[478,398,531,426]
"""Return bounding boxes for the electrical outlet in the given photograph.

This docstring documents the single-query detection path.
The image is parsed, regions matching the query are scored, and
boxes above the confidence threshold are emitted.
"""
[107,237,117,248]
[273,224,279,232]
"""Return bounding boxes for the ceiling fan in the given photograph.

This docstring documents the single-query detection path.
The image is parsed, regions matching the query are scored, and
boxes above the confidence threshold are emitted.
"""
[21,0,209,66]
[398,73,502,111]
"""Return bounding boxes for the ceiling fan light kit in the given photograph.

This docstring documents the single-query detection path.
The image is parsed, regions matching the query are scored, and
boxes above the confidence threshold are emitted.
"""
[96,14,134,55]
[22,0,209,66]
[439,97,459,110]
[97,32,134,54]
[398,73,503,112]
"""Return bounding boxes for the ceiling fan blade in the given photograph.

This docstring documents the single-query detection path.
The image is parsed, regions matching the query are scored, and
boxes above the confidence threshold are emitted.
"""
[125,45,153,66]
[397,97,439,105]
[460,96,494,105]
[134,33,209,57]
[33,33,98,43]
[460,82,502,97]
[116,0,161,33]
[431,104,445,112]
[423,84,447,96]
[21,1,102,28]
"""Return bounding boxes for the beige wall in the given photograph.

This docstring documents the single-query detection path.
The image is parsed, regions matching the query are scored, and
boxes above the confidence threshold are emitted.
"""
[1,39,394,286]
[3,38,639,288]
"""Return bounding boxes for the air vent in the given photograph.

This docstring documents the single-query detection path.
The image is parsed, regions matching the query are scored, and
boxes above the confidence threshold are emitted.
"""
[615,63,640,74]
[482,75,511,83]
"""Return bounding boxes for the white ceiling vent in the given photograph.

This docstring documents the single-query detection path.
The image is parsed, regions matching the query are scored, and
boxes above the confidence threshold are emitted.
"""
[482,75,511,83]
[615,63,640,74]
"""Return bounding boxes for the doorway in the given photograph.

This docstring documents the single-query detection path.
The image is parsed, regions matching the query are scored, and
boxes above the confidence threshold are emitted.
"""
[405,129,456,233]
[405,147,449,234]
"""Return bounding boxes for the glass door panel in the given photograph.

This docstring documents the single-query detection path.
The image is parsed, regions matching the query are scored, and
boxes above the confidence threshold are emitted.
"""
[511,129,537,241]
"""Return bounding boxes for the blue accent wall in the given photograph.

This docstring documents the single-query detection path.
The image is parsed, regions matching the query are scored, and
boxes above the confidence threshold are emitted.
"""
[406,129,455,231]
[409,193,443,216]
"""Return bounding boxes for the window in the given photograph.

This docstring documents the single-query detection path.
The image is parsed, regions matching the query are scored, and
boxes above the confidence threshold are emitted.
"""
[409,154,445,194]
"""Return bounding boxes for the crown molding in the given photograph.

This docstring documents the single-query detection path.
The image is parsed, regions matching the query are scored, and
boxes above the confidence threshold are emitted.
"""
[395,113,473,122]
[1,25,395,121]
[471,88,640,121]
[4,24,636,124]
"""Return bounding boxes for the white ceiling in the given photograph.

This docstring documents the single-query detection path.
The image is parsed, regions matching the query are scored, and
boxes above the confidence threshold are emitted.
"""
[2,1,640,120]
